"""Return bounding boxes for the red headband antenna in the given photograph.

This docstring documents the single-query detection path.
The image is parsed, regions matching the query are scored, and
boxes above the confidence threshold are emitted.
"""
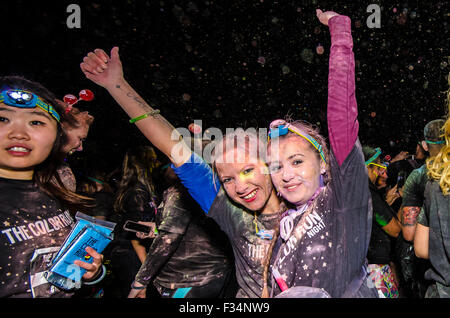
[63,89,94,113]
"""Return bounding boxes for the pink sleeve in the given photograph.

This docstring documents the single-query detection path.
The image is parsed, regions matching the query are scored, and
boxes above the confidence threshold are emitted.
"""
[327,15,359,166]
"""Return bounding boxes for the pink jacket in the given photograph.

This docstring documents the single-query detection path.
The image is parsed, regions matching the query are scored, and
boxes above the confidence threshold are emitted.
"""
[327,15,359,166]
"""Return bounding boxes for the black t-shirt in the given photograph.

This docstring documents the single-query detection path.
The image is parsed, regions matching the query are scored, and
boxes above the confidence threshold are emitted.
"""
[135,185,233,289]
[402,165,428,208]
[0,177,75,298]
[79,191,114,219]
[269,141,374,298]
[208,188,281,298]
[367,182,396,264]
[417,181,450,290]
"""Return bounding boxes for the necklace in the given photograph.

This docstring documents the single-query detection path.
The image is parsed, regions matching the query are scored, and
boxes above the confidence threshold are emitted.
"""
[253,212,275,240]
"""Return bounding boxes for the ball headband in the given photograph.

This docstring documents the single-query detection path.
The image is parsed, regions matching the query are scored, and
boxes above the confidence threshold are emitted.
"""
[63,89,94,113]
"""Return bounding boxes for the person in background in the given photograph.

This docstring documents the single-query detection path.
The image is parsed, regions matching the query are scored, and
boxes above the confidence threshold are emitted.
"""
[107,145,160,297]
[77,170,115,221]
[414,83,450,298]
[363,146,402,298]
[128,164,237,298]
[396,119,445,297]
[57,102,94,192]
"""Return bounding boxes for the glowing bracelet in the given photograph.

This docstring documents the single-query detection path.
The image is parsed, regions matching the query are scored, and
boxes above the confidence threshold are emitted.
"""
[83,264,107,285]
[129,109,160,124]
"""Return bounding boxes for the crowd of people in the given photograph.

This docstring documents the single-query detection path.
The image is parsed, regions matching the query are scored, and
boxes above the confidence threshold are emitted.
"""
[0,9,448,299]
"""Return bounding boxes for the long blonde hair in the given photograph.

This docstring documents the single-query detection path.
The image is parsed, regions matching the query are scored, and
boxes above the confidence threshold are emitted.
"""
[426,76,450,195]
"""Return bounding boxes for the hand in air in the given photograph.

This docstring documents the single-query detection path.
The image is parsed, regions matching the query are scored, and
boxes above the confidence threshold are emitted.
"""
[80,47,123,89]
[316,9,339,26]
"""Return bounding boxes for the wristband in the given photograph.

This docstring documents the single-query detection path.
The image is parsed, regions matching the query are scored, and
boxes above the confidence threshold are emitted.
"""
[131,281,147,290]
[83,264,106,286]
[129,109,160,124]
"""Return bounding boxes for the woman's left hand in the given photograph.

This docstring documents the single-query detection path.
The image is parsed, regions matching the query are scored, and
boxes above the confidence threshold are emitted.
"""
[74,246,104,281]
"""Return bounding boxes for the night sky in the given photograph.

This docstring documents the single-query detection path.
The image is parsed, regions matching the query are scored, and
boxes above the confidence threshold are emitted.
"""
[2,0,449,175]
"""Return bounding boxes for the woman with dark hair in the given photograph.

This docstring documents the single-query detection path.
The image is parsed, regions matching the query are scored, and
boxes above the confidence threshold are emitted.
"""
[261,10,378,298]
[107,145,160,297]
[0,76,104,297]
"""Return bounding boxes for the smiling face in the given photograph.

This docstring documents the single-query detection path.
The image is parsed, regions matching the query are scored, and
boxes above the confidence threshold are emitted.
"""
[214,147,278,213]
[0,104,58,180]
[268,135,325,207]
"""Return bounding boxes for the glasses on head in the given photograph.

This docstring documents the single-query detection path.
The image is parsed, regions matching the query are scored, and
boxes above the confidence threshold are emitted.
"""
[0,89,60,122]
[367,162,387,170]
[268,119,326,164]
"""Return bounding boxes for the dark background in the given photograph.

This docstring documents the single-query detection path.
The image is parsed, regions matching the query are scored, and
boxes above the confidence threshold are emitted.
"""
[1,0,448,175]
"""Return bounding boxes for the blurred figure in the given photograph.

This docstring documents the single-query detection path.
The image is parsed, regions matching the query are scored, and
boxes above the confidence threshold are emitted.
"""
[363,146,402,298]
[106,145,160,297]
[56,102,94,192]
[77,170,114,221]
[397,119,445,297]
[129,164,237,298]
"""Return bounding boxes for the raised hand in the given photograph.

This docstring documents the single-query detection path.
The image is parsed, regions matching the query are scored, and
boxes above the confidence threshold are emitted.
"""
[316,9,339,26]
[80,47,123,89]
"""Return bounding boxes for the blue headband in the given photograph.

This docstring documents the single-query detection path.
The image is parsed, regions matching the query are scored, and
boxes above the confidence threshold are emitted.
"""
[268,120,327,164]
[365,147,382,165]
[0,89,60,122]
[425,139,444,145]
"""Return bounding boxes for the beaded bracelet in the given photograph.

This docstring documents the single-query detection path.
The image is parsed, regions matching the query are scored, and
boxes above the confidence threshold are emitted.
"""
[83,264,107,286]
[129,109,160,124]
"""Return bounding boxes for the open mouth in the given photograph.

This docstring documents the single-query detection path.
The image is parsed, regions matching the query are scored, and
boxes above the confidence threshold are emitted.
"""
[242,189,258,202]
[6,146,31,155]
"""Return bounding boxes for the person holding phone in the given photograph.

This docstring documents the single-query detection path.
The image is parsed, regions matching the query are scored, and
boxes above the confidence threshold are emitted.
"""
[128,165,235,298]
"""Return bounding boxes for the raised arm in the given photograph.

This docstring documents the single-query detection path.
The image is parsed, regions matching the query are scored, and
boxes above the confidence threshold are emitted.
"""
[317,10,359,166]
[80,48,220,212]
[80,47,191,167]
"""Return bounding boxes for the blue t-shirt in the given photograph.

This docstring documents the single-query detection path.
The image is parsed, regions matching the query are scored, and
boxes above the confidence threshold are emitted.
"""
[171,153,221,214]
